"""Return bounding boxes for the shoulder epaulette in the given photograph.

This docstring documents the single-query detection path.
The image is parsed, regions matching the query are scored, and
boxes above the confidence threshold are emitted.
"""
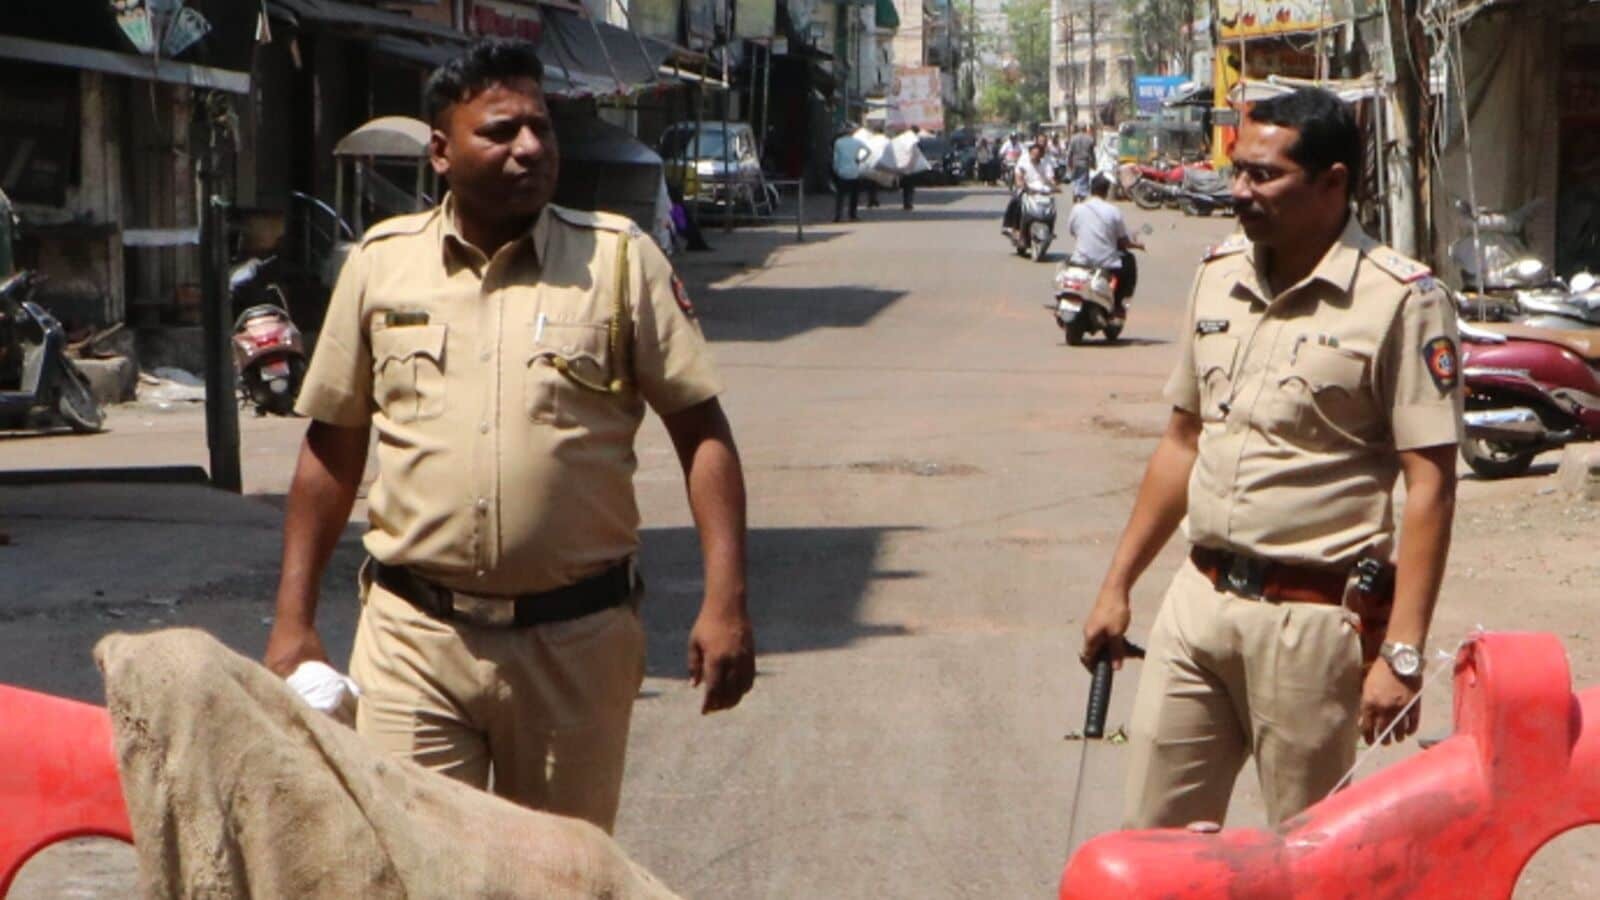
[549,204,645,239]
[359,209,437,247]
[1203,232,1250,262]
[1367,245,1435,286]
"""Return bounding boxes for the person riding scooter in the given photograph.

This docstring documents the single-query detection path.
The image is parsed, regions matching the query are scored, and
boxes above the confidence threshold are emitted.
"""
[1066,174,1144,304]
[1004,143,1056,236]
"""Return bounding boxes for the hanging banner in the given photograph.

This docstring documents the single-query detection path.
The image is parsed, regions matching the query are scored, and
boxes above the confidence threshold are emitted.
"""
[736,0,777,40]
[468,0,543,40]
[888,66,944,133]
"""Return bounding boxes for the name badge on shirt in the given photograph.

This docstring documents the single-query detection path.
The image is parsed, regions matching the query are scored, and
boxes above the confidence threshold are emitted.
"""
[385,310,430,327]
[1196,319,1230,335]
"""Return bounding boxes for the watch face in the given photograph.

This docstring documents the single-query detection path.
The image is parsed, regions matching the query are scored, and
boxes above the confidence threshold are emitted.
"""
[1390,646,1422,677]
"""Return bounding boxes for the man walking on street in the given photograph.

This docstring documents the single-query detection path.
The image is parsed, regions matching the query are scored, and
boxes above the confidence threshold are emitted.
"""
[263,38,756,834]
[833,126,866,222]
[1066,125,1097,201]
[1079,88,1461,828]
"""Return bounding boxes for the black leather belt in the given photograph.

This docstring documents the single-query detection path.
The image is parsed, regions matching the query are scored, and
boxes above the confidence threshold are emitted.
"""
[371,559,634,628]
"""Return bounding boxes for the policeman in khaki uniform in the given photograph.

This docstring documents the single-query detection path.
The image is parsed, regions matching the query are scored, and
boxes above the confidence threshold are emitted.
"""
[1081,88,1461,827]
[265,39,755,833]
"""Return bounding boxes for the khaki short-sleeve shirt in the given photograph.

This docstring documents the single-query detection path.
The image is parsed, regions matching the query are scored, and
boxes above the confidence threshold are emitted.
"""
[1162,218,1462,567]
[295,199,723,594]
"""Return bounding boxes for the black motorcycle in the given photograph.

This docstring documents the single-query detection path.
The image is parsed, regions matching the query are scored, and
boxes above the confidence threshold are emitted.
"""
[0,270,104,433]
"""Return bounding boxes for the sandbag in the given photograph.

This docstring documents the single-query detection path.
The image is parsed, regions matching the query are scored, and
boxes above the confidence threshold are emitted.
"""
[95,629,681,900]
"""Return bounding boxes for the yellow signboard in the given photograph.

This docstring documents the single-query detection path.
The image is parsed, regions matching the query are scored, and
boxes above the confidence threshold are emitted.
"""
[1217,0,1335,39]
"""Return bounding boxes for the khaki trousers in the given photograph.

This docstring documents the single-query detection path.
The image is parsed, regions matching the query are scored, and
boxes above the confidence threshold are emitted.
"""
[1123,557,1363,829]
[349,578,647,833]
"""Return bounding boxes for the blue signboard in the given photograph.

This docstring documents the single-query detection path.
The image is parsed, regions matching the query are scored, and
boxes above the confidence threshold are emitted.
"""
[1135,76,1189,115]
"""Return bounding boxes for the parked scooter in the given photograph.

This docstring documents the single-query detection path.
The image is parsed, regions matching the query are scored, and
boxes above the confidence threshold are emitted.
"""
[1008,190,1057,262]
[1177,169,1235,217]
[1459,320,1600,478]
[0,270,104,433]
[229,258,306,416]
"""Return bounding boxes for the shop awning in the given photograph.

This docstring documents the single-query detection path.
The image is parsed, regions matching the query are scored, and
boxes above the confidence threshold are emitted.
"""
[875,0,901,30]
[268,0,465,43]
[0,33,248,93]
[539,8,675,96]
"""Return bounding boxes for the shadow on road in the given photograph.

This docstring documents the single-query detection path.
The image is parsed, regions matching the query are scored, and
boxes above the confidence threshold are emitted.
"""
[696,285,907,343]
[636,525,920,678]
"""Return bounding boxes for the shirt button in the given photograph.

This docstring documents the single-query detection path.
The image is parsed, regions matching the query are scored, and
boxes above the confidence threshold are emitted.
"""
[475,569,486,578]
[476,497,489,511]
[479,422,490,434]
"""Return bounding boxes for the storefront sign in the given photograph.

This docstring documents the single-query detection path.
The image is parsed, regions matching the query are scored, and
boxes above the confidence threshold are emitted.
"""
[1217,0,1340,39]
[1134,75,1189,114]
[889,66,943,133]
[736,0,777,40]
[469,0,543,41]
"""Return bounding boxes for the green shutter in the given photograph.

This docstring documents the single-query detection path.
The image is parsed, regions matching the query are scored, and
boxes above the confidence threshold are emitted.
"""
[875,0,900,31]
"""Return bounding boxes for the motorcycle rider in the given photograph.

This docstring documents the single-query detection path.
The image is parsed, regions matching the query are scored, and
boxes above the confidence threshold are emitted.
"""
[1066,174,1144,303]
[1004,143,1056,238]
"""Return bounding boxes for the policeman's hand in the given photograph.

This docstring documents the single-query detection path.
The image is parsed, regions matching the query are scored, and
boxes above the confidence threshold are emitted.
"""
[688,608,755,715]
[1080,588,1132,672]
[263,620,330,678]
[1359,663,1421,745]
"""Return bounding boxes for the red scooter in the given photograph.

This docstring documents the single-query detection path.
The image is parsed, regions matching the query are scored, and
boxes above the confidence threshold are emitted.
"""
[1460,321,1600,478]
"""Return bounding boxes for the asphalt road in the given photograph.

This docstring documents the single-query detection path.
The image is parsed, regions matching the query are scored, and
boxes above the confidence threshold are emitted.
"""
[6,186,1597,897]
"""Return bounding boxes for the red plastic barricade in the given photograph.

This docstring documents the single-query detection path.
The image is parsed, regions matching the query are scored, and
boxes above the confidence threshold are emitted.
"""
[1059,632,1598,899]
[0,685,131,896]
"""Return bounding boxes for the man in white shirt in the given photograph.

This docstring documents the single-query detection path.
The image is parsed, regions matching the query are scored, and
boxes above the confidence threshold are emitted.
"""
[832,128,867,222]
[1066,174,1145,301]
[1003,144,1055,235]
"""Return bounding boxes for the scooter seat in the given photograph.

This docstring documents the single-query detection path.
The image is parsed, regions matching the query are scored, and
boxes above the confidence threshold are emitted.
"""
[1479,322,1600,363]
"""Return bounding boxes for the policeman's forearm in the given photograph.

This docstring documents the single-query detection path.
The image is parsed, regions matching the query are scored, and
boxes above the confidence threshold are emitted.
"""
[1100,410,1201,596]
[275,421,369,626]
[1389,446,1458,648]
[663,401,748,617]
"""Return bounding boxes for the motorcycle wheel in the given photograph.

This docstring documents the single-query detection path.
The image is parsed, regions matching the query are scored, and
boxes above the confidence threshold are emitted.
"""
[1180,198,1203,216]
[1030,238,1048,263]
[1064,321,1086,346]
[1103,323,1124,342]
[1131,181,1164,211]
[1460,437,1538,479]
[55,360,105,434]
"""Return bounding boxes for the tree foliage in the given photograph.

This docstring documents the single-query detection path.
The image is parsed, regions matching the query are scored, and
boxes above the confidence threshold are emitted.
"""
[1120,0,1197,75]
[976,0,1049,126]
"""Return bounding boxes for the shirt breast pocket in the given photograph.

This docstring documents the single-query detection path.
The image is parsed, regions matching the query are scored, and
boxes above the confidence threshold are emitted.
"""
[1193,334,1239,421]
[526,319,612,427]
[1277,343,1378,447]
[371,324,447,423]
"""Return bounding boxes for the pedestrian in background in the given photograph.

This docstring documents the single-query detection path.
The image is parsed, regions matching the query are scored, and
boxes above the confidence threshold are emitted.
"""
[832,126,866,222]
[1066,125,1097,201]
[264,38,756,834]
[1079,87,1460,829]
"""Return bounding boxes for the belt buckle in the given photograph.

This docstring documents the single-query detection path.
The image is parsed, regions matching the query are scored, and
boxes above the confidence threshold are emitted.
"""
[1225,554,1267,600]
[449,591,516,627]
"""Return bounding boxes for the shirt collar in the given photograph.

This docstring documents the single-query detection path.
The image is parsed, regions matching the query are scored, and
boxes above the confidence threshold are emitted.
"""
[1234,215,1372,305]
[438,193,551,270]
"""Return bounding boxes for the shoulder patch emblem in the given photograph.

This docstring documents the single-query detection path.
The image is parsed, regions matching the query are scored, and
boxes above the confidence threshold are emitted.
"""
[1196,318,1230,335]
[670,274,696,318]
[1422,336,1458,391]
[1203,233,1249,262]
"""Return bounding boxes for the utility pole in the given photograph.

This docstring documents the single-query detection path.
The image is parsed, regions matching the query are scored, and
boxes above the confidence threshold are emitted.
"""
[1086,1,1098,126]
[1065,6,1077,125]
[196,93,241,494]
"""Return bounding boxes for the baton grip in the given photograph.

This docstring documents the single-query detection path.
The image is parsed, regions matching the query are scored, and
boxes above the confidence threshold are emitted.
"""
[1083,651,1113,739]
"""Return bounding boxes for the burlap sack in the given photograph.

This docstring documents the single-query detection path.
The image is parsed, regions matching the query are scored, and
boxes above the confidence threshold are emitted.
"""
[94,629,681,900]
